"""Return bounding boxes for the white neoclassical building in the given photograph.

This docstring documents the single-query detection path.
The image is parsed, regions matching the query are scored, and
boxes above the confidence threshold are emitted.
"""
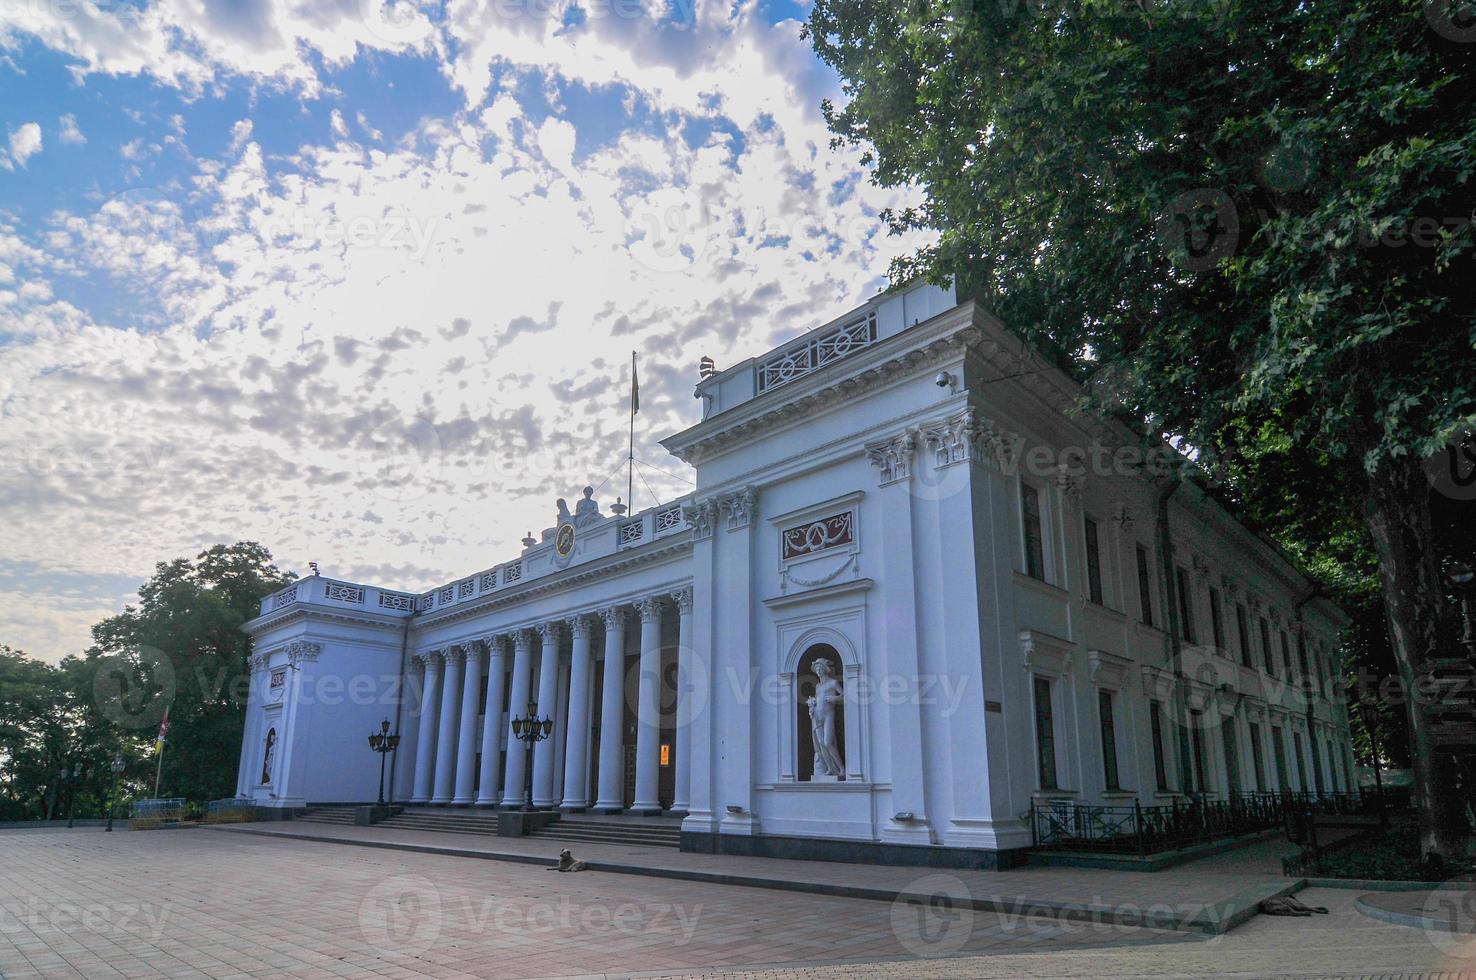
[237,281,1357,866]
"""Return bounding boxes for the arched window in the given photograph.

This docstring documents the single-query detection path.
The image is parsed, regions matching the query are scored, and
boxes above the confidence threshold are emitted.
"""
[795,644,845,782]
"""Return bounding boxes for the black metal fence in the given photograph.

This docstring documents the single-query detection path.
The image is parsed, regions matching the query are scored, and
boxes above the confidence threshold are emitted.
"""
[1029,790,1392,856]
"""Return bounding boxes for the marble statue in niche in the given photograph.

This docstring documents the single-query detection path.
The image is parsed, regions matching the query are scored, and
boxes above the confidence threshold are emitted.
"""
[260,727,276,785]
[805,657,845,779]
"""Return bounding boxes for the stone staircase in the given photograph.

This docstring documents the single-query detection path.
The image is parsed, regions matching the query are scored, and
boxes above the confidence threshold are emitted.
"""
[374,809,502,837]
[295,806,357,826]
[525,817,682,849]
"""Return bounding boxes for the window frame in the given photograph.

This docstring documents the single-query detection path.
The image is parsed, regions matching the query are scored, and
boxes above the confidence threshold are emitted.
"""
[1135,545,1155,627]
[1149,700,1170,792]
[1175,566,1197,644]
[1098,689,1121,792]
[1083,515,1104,605]
[1032,675,1059,791]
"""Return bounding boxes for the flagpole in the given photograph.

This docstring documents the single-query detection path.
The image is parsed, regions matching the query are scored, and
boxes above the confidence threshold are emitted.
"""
[153,741,165,799]
[628,350,636,512]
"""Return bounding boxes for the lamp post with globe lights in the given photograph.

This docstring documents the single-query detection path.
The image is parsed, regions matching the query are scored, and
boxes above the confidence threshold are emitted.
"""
[367,719,401,807]
[510,701,553,811]
[106,754,125,831]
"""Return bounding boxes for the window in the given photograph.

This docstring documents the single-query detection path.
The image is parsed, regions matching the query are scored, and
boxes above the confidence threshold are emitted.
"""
[1296,634,1310,685]
[1136,546,1155,627]
[1209,586,1225,651]
[1176,567,1196,643]
[1309,728,1325,793]
[1021,484,1045,581]
[1221,718,1240,794]
[1293,733,1307,790]
[1084,516,1104,605]
[1283,631,1294,677]
[1098,691,1121,791]
[1150,701,1170,791]
[1259,618,1275,676]
[1033,677,1058,790]
[1190,716,1209,795]
[1249,722,1266,791]
[1271,725,1289,788]
[1236,603,1252,668]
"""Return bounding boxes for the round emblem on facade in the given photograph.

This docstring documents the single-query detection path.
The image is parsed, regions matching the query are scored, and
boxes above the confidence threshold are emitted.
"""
[555,522,576,559]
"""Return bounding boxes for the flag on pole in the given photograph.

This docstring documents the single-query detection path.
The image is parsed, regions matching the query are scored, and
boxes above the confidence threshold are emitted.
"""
[155,707,170,750]
[630,351,639,415]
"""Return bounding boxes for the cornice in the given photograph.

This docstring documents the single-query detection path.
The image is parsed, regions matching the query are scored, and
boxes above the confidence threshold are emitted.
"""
[243,604,409,638]
[413,535,694,631]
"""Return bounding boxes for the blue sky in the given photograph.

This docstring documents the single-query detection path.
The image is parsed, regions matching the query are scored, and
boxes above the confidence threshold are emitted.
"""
[0,0,927,661]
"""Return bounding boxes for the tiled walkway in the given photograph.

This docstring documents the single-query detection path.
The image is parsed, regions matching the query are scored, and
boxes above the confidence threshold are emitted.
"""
[0,828,1194,979]
[209,819,1318,932]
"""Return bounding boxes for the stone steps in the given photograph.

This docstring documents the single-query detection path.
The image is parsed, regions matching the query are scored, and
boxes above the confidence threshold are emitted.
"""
[297,807,357,825]
[376,812,501,836]
[527,819,681,849]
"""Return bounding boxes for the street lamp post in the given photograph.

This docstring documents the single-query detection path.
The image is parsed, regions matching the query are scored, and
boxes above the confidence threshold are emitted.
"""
[106,754,125,832]
[510,701,553,812]
[367,719,401,807]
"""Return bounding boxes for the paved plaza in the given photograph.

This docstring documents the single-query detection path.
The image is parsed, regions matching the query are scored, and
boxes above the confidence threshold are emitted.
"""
[0,826,1468,979]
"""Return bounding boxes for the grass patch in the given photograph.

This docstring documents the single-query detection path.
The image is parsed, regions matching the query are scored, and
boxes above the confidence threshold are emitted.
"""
[1291,820,1475,882]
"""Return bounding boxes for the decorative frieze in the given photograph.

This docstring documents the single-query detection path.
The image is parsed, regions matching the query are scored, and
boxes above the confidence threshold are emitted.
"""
[324,581,364,604]
[377,591,416,612]
[781,512,854,562]
[286,640,321,666]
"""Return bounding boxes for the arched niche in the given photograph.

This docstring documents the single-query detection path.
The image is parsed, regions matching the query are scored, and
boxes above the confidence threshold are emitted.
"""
[795,643,847,781]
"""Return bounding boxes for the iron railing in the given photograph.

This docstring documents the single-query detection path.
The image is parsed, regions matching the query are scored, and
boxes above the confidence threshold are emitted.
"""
[1030,790,1394,856]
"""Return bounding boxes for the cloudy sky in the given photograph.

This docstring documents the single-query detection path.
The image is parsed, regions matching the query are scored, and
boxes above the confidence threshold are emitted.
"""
[0,0,930,662]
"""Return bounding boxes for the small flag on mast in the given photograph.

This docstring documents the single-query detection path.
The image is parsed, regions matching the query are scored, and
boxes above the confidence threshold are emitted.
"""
[156,707,170,749]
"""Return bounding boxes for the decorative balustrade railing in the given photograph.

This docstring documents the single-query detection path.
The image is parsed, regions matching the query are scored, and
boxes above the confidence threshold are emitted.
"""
[755,312,878,393]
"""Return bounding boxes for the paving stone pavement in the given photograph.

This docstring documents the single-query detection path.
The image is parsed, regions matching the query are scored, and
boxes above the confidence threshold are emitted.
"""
[204,818,1342,933]
[0,828,1192,979]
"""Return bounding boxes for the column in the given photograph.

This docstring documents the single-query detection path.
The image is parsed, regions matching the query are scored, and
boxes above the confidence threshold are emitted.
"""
[410,652,442,804]
[453,643,484,805]
[560,615,595,810]
[432,647,464,804]
[594,607,629,812]
[532,621,563,807]
[236,657,261,797]
[671,587,695,815]
[500,630,535,807]
[632,596,665,814]
[475,636,508,806]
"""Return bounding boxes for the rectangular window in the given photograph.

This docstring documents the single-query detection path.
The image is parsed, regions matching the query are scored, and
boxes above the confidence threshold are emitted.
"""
[1296,634,1309,683]
[1136,546,1154,627]
[1271,725,1289,788]
[1098,690,1121,791]
[1033,676,1057,790]
[1209,586,1225,651]
[1150,701,1170,792]
[1260,618,1274,676]
[1309,728,1325,793]
[1249,722,1266,792]
[1021,483,1045,581]
[1084,516,1104,605]
[1236,603,1252,668]
[1293,733,1307,790]
[1189,711,1208,794]
[1283,631,1294,676]
[1176,567,1196,643]
[1221,718,1240,794]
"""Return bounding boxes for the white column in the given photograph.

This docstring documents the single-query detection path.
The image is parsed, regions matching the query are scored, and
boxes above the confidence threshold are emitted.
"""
[475,636,508,806]
[561,616,596,810]
[594,607,629,812]
[236,657,262,797]
[671,587,695,815]
[632,595,665,814]
[500,630,535,807]
[532,621,563,807]
[410,653,442,804]
[453,643,483,805]
[431,647,464,804]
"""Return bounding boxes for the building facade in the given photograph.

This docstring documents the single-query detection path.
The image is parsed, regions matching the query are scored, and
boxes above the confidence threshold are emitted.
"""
[237,281,1356,865]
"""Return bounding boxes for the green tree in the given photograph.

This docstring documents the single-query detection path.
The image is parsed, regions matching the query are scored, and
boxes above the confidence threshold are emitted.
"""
[86,542,293,803]
[807,0,1476,859]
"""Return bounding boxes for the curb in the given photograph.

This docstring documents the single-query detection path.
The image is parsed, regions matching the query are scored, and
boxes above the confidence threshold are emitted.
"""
[1353,893,1468,934]
[205,824,1260,935]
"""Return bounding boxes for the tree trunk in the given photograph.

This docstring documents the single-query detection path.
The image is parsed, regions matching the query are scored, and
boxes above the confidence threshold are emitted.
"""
[1363,453,1468,863]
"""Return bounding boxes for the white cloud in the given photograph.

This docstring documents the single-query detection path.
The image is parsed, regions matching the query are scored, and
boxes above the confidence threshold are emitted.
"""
[7,121,42,166]
[57,113,86,145]
[330,109,350,139]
